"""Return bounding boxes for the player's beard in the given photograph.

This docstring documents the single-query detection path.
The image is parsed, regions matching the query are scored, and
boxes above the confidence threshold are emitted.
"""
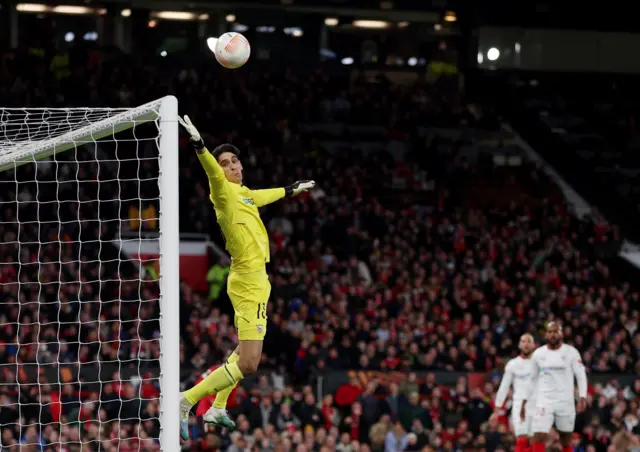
[521,350,533,358]
[548,338,561,348]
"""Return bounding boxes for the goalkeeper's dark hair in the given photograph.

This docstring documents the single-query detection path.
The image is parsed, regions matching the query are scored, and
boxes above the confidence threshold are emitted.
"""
[212,143,241,161]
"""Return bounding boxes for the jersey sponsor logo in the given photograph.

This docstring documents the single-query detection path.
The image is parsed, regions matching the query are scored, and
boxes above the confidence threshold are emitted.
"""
[242,196,255,205]
[540,366,565,372]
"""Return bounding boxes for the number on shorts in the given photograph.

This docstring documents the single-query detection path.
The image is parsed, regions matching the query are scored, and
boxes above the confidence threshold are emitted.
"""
[536,407,546,416]
[256,303,266,320]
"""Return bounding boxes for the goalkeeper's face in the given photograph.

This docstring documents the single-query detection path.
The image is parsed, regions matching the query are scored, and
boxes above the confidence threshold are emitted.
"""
[217,151,243,184]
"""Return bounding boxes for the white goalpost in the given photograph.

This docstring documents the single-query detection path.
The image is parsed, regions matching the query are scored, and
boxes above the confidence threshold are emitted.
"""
[0,96,180,450]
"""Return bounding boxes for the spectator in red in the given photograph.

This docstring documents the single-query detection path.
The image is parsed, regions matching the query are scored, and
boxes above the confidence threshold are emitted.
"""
[334,376,363,408]
[321,394,339,430]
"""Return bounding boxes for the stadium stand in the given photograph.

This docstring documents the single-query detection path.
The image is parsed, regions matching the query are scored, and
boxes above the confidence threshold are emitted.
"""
[1,42,639,452]
[485,73,640,246]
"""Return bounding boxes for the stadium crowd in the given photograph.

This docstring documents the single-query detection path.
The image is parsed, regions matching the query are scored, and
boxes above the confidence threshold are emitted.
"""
[496,73,640,247]
[0,44,639,452]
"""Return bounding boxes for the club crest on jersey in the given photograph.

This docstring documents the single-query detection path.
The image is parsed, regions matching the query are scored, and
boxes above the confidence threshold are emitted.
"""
[256,325,264,333]
[242,197,255,205]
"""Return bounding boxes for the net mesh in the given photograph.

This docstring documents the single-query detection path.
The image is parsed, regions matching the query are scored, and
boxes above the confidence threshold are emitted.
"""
[0,107,165,451]
[0,109,130,163]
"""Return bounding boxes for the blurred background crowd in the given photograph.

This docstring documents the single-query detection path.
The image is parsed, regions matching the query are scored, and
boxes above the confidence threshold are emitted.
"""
[1,1,640,451]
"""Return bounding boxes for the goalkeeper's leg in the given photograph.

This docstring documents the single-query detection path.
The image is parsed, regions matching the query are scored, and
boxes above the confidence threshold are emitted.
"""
[179,271,269,440]
[179,340,263,439]
[202,349,240,430]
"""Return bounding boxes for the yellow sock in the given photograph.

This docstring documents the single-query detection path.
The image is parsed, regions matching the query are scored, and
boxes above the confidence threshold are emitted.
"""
[184,360,243,406]
[213,352,240,409]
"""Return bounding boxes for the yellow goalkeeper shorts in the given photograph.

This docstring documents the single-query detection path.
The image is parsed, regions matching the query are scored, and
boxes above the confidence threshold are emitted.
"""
[227,269,271,341]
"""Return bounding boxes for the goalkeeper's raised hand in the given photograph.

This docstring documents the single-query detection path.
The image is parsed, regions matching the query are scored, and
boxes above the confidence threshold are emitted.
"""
[177,115,205,151]
[285,180,316,197]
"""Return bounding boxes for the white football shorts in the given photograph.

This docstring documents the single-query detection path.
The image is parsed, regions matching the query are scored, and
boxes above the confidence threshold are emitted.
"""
[511,400,534,437]
[531,400,575,433]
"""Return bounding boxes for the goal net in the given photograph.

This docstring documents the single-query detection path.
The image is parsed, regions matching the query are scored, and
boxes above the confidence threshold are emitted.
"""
[0,97,180,451]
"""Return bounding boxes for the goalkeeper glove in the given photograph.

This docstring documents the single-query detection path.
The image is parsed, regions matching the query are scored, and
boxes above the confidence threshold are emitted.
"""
[285,180,316,197]
[177,115,205,151]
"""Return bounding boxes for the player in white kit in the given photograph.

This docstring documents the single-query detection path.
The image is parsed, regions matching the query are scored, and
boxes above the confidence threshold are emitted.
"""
[491,333,537,452]
[521,322,587,452]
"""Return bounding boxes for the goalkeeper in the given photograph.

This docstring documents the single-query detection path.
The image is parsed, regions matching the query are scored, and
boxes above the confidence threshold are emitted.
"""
[177,116,315,440]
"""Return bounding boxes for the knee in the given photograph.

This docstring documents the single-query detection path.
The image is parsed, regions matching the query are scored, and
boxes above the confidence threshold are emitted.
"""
[533,433,546,443]
[237,356,260,375]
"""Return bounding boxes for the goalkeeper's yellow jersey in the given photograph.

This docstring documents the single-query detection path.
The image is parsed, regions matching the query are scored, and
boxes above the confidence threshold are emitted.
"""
[197,151,284,274]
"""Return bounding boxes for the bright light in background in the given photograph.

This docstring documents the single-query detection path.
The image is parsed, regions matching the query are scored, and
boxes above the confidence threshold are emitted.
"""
[515,42,521,53]
[397,21,409,28]
[225,14,236,22]
[434,23,442,31]
[16,3,106,14]
[121,8,131,17]
[54,5,104,14]
[206,37,218,53]
[160,50,167,57]
[256,26,276,33]
[284,27,303,37]
[443,11,456,22]
[198,14,209,20]
[341,57,354,65]
[84,31,98,41]
[16,3,48,12]
[353,20,389,29]
[152,11,197,20]
[477,52,483,64]
[487,47,500,61]
[64,32,74,42]
[148,19,157,28]
[324,17,338,26]
[408,57,417,66]
[232,23,248,32]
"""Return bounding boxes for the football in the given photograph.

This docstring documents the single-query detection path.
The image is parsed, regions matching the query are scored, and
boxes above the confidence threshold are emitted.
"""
[214,32,251,69]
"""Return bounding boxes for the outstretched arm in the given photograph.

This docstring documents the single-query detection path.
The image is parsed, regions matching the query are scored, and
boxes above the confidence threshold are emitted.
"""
[252,181,316,208]
[178,115,227,205]
[252,188,286,207]
[196,149,227,198]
